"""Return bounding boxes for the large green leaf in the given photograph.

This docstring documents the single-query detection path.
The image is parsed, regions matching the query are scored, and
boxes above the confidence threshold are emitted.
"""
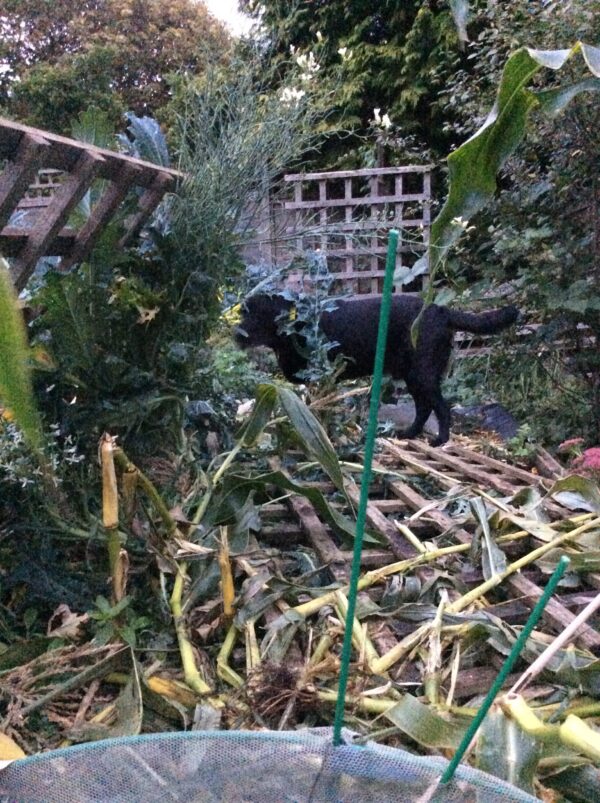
[548,475,600,514]
[470,497,507,580]
[477,708,540,794]
[429,43,600,277]
[0,258,44,452]
[236,383,278,447]
[206,470,382,545]
[383,695,465,749]
[276,385,346,493]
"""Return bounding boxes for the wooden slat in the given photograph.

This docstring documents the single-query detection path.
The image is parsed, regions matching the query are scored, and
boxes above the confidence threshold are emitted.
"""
[507,572,600,651]
[345,480,417,560]
[0,117,181,188]
[12,151,105,290]
[0,227,76,257]
[385,439,533,496]
[0,133,50,229]
[285,165,434,181]
[442,443,542,486]
[119,172,174,247]
[284,219,427,235]
[386,478,473,544]
[59,163,142,271]
[285,193,427,210]
[267,458,349,581]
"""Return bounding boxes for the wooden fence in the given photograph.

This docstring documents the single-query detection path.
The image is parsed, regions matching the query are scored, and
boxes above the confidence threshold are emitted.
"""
[279,165,432,294]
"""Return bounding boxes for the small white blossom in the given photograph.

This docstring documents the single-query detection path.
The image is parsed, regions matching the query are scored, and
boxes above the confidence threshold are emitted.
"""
[316,30,323,42]
[279,86,306,104]
[371,108,392,130]
[296,51,320,81]
[337,46,353,61]
[451,216,475,232]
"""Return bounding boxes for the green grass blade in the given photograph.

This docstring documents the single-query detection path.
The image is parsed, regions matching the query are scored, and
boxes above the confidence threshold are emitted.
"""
[0,258,44,453]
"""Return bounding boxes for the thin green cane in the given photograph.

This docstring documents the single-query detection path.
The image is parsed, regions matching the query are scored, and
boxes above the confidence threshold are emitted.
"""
[439,554,571,785]
[332,229,399,746]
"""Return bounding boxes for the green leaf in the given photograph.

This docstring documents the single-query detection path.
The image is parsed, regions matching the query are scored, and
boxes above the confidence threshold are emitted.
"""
[542,763,600,803]
[236,383,278,447]
[208,470,382,545]
[383,695,465,749]
[276,385,345,493]
[71,106,115,149]
[470,497,507,580]
[429,43,600,276]
[536,77,600,117]
[549,475,600,513]
[477,708,540,794]
[0,258,44,453]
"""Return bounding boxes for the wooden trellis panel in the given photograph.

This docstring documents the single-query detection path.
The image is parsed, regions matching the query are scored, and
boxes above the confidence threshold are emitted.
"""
[257,436,600,694]
[0,117,183,290]
[283,165,432,295]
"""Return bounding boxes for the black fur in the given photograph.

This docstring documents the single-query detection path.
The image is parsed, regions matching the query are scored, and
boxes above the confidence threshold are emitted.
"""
[235,293,519,445]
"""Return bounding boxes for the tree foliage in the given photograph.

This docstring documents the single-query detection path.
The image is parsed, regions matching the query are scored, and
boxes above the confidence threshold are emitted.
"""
[440,0,600,443]
[240,0,465,165]
[0,0,232,131]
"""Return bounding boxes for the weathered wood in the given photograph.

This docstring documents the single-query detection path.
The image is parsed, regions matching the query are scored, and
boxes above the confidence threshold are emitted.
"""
[378,440,462,490]
[0,117,181,188]
[0,226,76,256]
[386,478,473,545]
[441,443,543,486]
[59,163,142,271]
[390,439,533,496]
[12,150,105,290]
[0,132,50,229]
[285,165,433,181]
[119,172,174,247]
[345,480,417,560]
[507,572,600,651]
[267,458,349,581]
[0,118,183,285]
[285,193,428,210]
[282,165,432,295]
[454,667,522,700]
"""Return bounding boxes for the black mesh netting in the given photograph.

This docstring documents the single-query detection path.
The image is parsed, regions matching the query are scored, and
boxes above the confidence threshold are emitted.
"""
[0,729,540,802]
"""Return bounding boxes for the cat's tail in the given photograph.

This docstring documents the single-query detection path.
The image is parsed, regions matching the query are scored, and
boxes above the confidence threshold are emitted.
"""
[446,305,519,334]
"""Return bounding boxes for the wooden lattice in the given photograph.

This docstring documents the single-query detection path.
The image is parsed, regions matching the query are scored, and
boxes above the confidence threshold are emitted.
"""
[0,117,183,290]
[282,165,432,295]
[259,437,600,699]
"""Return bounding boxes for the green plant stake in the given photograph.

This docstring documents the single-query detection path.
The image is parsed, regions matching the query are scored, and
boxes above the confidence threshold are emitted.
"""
[332,229,398,746]
[439,554,571,786]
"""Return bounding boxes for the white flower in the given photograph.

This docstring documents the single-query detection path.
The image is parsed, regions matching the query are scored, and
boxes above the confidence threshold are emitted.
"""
[296,51,320,81]
[371,108,392,129]
[451,216,475,232]
[279,86,306,104]
[316,30,323,42]
[337,47,353,61]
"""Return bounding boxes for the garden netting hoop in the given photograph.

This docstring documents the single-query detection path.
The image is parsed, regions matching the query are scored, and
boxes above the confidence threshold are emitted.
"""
[0,728,540,802]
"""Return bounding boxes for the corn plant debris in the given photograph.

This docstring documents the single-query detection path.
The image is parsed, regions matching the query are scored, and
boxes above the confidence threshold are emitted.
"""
[2,433,600,799]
